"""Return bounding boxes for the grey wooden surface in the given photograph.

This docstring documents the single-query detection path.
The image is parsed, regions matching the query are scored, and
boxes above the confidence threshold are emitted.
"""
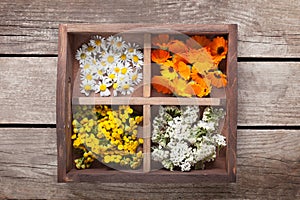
[0,0,299,199]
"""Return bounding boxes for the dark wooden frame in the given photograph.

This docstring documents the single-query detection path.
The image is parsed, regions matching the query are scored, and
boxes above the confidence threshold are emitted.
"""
[57,24,237,182]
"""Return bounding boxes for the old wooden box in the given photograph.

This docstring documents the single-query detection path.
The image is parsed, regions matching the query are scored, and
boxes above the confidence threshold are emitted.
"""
[57,24,237,182]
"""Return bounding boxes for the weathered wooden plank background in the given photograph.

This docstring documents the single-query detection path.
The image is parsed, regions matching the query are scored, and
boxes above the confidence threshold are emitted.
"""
[0,0,299,199]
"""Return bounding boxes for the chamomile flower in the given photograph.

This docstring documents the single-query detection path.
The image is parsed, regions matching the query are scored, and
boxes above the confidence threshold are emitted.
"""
[112,36,126,52]
[119,79,134,95]
[129,71,143,85]
[95,81,111,97]
[125,43,141,56]
[107,35,117,48]
[80,63,93,74]
[80,79,96,96]
[90,35,106,51]
[80,71,94,82]
[75,48,89,64]
[102,50,120,66]
[92,65,106,80]
[131,50,144,69]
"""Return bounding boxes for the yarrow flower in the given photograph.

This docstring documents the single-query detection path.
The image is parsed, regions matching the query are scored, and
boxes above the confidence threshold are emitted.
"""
[151,34,228,98]
[151,106,226,171]
[75,35,143,96]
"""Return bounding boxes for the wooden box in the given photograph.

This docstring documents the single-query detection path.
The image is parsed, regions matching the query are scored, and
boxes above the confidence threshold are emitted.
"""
[57,24,237,182]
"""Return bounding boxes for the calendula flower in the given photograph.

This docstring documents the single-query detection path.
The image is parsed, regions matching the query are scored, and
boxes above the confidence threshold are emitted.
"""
[173,61,190,80]
[167,40,187,53]
[186,48,213,64]
[152,34,171,49]
[186,35,211,49]
[206,70,227,88]
[172,78,192,97]
[208,36,228,64]
[189,81,211,97]
[151,49,170,64]
[152,76,173,94]
[160,64,177,80]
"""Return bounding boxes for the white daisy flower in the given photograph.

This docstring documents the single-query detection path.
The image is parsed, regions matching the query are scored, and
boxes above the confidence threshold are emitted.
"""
[80,62,93,74]
[106,35,117,48]
[129,71,143,85]
[131,50,144,69]
[94,81,111,97]
[75,48,89,64]
[119,78,134,95]
[92,65,106,80]
[102,50,120,66]
[113,36,126,52]
[90,35,106,51]
[80,79,95,96]
[125,43,141,56]
[80,71,94,82]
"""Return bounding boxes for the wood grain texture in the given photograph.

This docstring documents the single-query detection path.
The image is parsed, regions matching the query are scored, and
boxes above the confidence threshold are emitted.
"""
[1,0,300,57]
[0,128,299,199]
[0,57,56,124]
[1,58,300,126]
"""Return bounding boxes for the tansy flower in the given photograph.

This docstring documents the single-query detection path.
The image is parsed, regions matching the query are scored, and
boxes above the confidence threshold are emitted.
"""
[160,64,177,80]
[206,69,227,88]
[152,34,171,49]
[208,36,228,64]
[186,35,210,49]
[167,40,187,54]
[172,78,192,97]
[152,76,173,94]
[151,49,170,64]
[173,61,190,80]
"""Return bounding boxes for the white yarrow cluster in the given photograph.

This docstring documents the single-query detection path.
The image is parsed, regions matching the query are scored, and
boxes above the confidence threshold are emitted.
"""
[75,35,143,96]
[152,106,226,171]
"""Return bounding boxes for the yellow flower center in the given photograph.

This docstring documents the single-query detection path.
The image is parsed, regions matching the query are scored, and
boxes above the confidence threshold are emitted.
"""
[128,48,134,53]
[86,74,93,81]
[120,54,126,61]
[87,46,94,52]
[121,68,127,74]
[132,74,137,81]
[113,83,118,89]
[83,64,90,69]
[80,53,86,59]
[108,74,115,79]
[133,55,139,63]
[100,84,107,91]
[107,55,114,63]
[116,41,122,48]
[97,70,103,75]
[114,67,120,73]
[123,84,130,90]
[95,40,101,46]
[84,85,91,91]
[101,61,106,66]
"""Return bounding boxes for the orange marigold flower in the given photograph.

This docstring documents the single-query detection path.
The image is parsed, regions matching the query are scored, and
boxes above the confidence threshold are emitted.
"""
[173,61,190,80]
[191,66,206,84]
[208,36,228,65]
[172,53,188,64]
[206,70,227,88]
[167,40,187,54]
[189,81,211,97]
[183,48,214,64]
[152,76,173,94]
[173,78,192,97]
[186,35,211,49]
[152,34,171,49]
[151,49,171,64]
